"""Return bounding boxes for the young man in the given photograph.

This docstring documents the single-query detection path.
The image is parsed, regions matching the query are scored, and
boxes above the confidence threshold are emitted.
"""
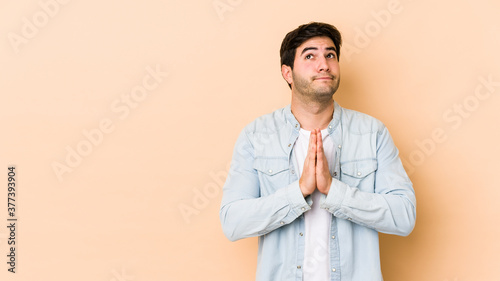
[220,22,416,281]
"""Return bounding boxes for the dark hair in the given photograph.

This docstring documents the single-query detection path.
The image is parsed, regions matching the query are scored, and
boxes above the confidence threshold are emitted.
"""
[280,22,342,69]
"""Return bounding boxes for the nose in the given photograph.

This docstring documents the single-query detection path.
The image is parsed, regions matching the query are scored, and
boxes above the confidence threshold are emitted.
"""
[317,56,330,72]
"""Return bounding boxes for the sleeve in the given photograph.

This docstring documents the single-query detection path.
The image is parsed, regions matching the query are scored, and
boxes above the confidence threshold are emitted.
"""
[219,128,311,242]
[320,125,417,236]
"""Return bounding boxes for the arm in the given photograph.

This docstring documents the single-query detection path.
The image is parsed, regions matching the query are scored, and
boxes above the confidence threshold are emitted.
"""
[320,126,417,236]
[219,129,310,242]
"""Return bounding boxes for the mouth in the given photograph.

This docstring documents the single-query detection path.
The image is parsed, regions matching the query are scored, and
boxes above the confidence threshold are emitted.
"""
[314,75,334,81]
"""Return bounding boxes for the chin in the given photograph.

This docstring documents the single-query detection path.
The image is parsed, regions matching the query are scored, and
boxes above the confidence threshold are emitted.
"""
[315,87,336,97]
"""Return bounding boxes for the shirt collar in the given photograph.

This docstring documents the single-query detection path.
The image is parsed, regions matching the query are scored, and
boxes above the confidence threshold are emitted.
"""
[284,100,342,134]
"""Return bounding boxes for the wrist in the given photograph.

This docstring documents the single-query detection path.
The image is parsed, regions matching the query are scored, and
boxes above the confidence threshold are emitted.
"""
[319,178,332,195]
[300,186,311,197]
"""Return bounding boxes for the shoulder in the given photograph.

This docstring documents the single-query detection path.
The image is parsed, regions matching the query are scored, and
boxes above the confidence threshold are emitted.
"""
[242,106,288,135]
[340,106,386,135]
[235,106,290,156]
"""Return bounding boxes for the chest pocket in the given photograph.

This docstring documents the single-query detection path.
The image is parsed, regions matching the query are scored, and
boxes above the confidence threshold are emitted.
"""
[340,159,378,191]
[253,158,290,196]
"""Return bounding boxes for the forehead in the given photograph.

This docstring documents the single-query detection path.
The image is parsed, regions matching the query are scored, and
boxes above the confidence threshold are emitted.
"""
[296,36,336,53]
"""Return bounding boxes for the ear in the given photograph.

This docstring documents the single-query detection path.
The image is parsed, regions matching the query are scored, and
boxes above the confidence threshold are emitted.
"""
[281,64,293,85]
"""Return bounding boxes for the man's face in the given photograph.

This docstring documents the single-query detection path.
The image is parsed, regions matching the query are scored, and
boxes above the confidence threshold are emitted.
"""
[283,36,340,103]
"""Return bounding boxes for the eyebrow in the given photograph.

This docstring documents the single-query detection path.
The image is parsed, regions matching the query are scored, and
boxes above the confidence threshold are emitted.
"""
[300,46,337,55]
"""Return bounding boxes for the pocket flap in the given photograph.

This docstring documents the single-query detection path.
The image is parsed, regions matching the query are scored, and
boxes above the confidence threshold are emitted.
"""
[341,159,377,178]
[253,158,289,176]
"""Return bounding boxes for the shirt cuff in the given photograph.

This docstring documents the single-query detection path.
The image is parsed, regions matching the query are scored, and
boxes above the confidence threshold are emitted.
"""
[320,178,348,216]
[281,180,312,216]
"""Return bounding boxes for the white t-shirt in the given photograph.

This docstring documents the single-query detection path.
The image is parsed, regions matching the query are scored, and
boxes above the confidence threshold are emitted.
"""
[293,128,334,281]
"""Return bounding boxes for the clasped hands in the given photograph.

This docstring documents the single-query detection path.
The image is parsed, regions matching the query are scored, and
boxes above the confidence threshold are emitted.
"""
[299,129,333,197]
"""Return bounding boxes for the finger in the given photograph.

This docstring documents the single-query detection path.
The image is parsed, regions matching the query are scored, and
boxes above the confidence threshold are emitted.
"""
[308,130,317,162]
[317,129,324,157]
[300,131,318,197]
[310,130,317,165]
[317,129,331,172]
[316,129,325,167]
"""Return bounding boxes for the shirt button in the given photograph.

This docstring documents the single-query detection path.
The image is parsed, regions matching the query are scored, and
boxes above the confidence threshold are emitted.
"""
[301,207,305,211]
[295,124,298,128]
[348,218,352,221]
[338,144,342,149]
[299,232,303,236]
[329,125,332,129]
[280,221,284,225]
[333,172,337,177]
[268,169,273,173]
[331,235,335,239]
[357,172,361,176]
[288,143,292,147]
[297,265,302,269]
[332,268,336,272]
[291,170,295,174]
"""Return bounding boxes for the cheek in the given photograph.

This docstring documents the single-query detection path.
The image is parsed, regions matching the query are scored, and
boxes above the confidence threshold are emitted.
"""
[330,61,340,70]
[331,64,340,76]
[296,65,315,77]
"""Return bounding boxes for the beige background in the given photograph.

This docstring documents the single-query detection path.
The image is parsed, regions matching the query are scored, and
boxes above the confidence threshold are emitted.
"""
[1,0,499,280]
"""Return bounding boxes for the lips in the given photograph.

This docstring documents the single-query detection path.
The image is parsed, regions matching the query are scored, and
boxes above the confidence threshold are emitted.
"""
[314,76,334,80]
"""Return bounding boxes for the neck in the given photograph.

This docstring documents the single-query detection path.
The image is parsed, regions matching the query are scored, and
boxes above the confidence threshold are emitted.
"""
[291,95,334,131]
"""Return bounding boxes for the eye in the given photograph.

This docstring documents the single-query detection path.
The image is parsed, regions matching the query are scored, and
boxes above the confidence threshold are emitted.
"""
[326,53,337,59]
[305,54,313,59]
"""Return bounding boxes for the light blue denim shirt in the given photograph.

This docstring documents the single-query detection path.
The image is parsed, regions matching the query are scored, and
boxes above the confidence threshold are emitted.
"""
[220,101,416,281]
